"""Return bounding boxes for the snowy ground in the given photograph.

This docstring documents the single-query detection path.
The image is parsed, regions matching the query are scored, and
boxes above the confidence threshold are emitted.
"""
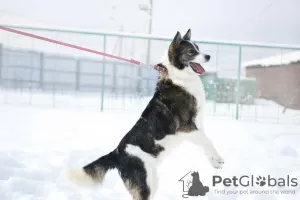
[0,104,300,200]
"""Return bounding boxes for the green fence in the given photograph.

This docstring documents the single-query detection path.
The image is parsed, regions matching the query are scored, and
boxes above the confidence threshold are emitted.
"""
[201,73,256,104]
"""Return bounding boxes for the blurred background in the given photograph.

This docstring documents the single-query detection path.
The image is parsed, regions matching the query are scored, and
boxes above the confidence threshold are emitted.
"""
[1,1,300,200]
[0,0,300,123]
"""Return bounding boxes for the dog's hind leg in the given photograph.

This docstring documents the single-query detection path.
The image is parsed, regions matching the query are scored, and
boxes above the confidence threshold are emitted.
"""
[122,169,157,200]
[120,164,153,200]
[120,145,158,200]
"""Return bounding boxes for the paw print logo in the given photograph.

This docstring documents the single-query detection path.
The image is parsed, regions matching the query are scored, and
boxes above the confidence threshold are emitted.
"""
[256,176,266,186]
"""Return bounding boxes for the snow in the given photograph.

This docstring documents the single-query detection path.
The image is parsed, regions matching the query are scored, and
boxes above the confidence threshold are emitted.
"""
[242,51,300,67]
[0,97,300,199]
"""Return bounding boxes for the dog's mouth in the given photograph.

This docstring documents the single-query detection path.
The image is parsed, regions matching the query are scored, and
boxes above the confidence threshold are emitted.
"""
[189,62,205,75]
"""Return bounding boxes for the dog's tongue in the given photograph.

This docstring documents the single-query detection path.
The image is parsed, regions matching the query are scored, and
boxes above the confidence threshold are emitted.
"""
[189,62,205,75]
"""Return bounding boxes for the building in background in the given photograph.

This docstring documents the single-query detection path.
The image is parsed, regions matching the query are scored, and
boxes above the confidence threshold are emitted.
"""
[244,51,300,112]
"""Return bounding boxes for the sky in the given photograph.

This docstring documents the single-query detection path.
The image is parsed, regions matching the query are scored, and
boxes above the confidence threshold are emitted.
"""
[0,0,300,45]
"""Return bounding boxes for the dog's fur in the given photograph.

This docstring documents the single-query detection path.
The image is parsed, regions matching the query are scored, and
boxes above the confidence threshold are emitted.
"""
[67,29,224,200]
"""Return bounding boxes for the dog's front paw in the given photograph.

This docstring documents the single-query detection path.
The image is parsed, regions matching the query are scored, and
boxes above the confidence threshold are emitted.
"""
[209,156,224,169]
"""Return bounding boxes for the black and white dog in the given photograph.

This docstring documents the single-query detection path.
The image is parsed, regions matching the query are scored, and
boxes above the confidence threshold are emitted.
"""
[67,29,224,200]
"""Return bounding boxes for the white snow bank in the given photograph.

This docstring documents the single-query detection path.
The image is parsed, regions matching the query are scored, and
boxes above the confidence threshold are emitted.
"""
[243,51,300,67]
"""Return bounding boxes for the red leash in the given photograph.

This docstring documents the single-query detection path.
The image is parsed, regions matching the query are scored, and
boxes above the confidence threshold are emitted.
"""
[0,25,167,72]
[0,25,143,65]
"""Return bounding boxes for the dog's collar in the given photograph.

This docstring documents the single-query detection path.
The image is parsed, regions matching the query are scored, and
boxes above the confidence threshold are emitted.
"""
[153,63,167,72]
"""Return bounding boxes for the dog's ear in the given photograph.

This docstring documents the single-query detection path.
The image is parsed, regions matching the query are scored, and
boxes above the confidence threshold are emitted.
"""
[183,29,191,40]
[172,31,182,46]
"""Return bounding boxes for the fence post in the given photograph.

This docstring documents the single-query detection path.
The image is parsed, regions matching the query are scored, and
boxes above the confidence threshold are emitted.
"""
[113,63,117,93]
[0,44,3,86]
[76,60,80,91]
[235,46,242,120]
[100,35,107,111]
[39,52,44,90]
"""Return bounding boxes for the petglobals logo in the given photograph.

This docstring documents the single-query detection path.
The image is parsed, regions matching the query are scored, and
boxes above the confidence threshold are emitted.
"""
[212,175,298,187]
[178,172,298,197]
[212,175,298,196]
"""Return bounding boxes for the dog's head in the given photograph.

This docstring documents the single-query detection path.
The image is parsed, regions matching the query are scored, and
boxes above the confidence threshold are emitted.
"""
[167,29,210,75]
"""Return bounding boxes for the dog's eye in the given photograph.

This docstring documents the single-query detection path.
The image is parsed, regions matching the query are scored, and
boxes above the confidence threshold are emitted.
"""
[188,49,196,55]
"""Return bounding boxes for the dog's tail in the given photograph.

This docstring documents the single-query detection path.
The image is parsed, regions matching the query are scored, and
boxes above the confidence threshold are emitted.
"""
[67,151,118,187]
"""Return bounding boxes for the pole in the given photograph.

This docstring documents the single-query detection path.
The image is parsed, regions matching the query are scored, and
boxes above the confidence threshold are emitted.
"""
[39,52,44,90]
[76,60,80,91]
[138,0,153,95]
[235,46,242,120]
[101,35,107,111]
[146,0,153,64]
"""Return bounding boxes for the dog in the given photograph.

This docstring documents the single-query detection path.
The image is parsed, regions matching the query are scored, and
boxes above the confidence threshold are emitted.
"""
[67,29,224,200]
[188,171,209,196]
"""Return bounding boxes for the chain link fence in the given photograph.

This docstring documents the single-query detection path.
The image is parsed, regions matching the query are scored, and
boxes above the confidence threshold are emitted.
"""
[0,25,300,124]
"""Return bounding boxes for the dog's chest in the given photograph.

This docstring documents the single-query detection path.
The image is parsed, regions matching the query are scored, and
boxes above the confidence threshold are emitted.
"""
[182,77,205,115]
[184,79,206,131]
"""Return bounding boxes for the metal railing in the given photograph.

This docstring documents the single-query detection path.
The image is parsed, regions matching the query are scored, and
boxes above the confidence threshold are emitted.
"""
[0,25,300,124]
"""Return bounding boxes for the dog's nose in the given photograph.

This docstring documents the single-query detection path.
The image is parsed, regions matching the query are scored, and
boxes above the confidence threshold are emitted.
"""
[205,55,211,61]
